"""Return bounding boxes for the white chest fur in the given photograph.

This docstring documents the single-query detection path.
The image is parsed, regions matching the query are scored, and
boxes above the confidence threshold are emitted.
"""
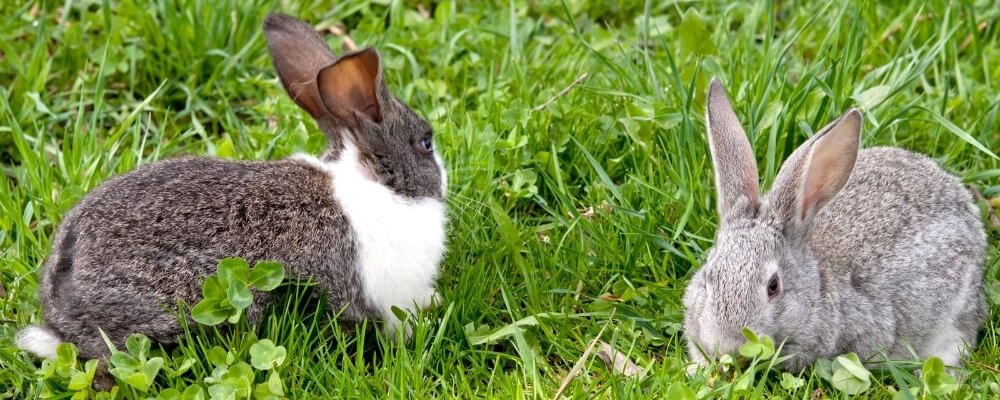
[292,143,446,330]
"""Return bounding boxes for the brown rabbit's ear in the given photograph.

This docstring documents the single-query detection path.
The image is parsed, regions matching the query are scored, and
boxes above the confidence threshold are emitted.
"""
[263,13,336,119]
[706,78,760,217]
[316,48,384,126]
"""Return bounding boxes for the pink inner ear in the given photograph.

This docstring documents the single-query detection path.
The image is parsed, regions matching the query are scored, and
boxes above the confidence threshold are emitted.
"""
[317,50,383,124]
[797,125,860,219]
[357,97,381,123]
[799,185,820,220]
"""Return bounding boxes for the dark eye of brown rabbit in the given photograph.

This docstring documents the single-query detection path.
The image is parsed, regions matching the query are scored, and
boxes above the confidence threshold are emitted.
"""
[767,273,780,299]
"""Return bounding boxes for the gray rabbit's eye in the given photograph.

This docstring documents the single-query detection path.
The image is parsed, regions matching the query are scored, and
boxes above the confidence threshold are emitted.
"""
[766,273,780,299]
[419,135,433,152]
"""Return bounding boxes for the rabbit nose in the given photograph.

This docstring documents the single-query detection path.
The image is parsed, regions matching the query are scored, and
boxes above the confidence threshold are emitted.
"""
[699,332,745,359]
[697,323,743,359]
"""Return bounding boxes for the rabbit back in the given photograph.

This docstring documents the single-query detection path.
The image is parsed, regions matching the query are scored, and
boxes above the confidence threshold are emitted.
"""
[35,157,371,359]
[809,146,987,362]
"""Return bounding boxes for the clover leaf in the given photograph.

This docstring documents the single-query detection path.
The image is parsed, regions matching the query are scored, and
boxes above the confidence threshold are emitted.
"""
[218,258,251,285]
[253,371,286,400]
[780,372,805,390]
[830,353,871,395]
[249,339,287,371]
[108,333,164,393]
[248,261,284,291]
[190,258,286,326]
[920,357,958,396]
[739,327,775,360]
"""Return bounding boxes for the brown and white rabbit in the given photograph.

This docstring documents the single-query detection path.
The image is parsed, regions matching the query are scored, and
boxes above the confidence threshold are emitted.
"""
[683,79,988,372]
[17,13,447,361]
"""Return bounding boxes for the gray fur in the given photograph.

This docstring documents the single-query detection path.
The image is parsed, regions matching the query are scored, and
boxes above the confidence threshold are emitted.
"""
[683,79,988,371]
[21,13,443,361]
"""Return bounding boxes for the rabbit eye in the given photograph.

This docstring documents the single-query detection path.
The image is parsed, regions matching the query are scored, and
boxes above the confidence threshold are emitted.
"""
[766,273,780,299]
[419,136,433,152]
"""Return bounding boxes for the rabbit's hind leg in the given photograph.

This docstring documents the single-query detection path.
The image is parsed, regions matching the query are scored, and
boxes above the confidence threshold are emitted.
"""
[920,322,965,367]
[930,277,989,369]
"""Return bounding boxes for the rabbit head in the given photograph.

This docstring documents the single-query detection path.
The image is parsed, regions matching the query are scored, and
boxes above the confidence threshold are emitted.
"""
[263,13,444,200]
[683,79,862,364]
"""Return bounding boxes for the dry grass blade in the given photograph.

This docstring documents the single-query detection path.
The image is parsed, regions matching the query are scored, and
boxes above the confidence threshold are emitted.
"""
[553,309,615,399]
[960,20,991,52]
[319,24,358,52]
[970,360,1000,375]
[532,73,590,112]
[596,341,644,377]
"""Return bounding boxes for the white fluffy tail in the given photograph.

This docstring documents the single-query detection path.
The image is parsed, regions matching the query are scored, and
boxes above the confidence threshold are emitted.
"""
[15,325,62,359]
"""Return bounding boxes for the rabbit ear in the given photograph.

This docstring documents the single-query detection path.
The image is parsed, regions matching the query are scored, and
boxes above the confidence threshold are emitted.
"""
[706,78,760,217]
[772,109,862,224]
[263,13,337,119]
[317,48,385,126]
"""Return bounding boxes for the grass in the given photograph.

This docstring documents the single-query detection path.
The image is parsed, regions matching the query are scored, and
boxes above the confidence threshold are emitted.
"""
[1,0,999,398]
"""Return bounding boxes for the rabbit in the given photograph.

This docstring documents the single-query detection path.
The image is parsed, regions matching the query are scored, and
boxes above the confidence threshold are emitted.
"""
[682,79,988,373]
[16,13,448,364]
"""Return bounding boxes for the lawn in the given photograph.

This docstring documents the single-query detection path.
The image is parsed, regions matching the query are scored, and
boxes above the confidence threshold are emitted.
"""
[1,0,999,398]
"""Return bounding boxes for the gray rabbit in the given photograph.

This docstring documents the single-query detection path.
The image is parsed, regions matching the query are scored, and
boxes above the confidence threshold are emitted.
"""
[16,13,447,362]
[683,79,987,372]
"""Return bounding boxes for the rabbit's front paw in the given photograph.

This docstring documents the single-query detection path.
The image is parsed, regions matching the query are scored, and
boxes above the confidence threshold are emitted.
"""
[777,344,814,372]
[685,351,710,377]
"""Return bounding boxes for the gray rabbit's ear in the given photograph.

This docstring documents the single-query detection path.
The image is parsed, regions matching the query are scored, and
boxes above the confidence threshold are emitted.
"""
[263,13,337,119]
[773,109,862,224]
[706,78,760,217]
[317,48,385,126]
